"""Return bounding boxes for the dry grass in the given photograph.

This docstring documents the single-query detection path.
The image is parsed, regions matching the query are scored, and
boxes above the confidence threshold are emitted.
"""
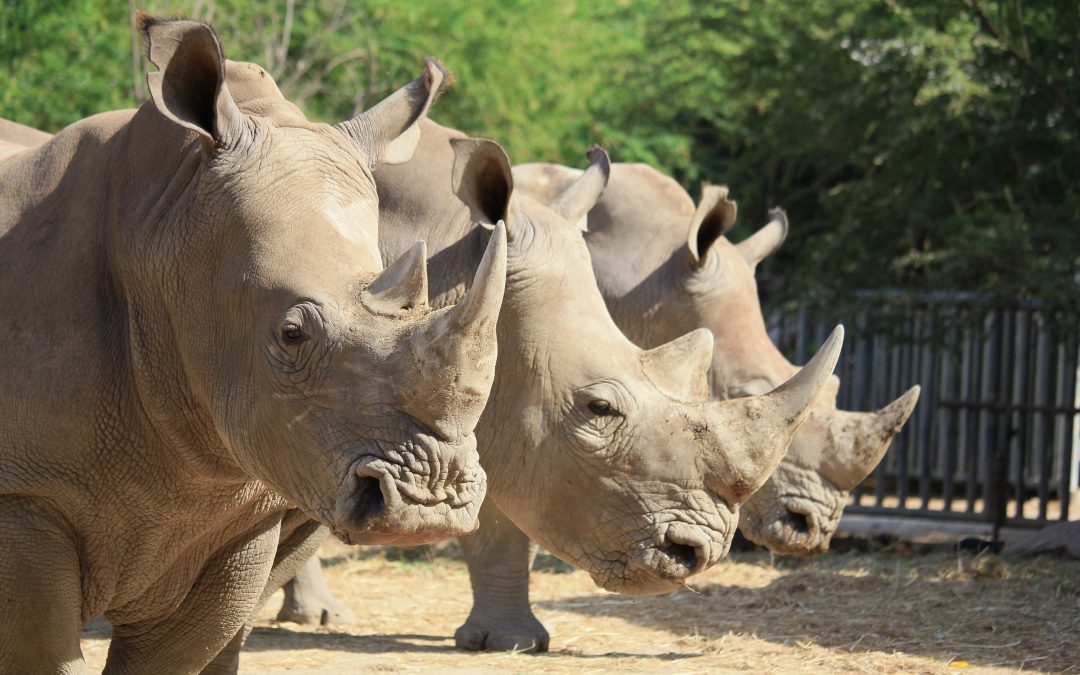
[81,539,1080,674]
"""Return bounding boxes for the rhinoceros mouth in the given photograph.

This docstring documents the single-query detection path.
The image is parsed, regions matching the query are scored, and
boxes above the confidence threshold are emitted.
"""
[759,494,841,556]
[586,503,734,595]
[331,435,487,546]
[647,519,723,579]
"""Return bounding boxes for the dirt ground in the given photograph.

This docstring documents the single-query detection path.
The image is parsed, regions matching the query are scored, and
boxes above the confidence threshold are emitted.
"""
[82,538,1079,674]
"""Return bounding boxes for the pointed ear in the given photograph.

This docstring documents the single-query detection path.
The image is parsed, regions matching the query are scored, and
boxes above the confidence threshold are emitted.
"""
[363,241,429,313]
[687,184,737,266]
[139,14,243,147]
[338,58,450,169]
[450,138,514,229]
[737,208,788,270]
[551,146,610,231]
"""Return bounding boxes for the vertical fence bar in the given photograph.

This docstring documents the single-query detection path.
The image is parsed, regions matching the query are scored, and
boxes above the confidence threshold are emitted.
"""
[894,321,909,510]
[1012,310,1033,520]
[965,321,982,514]
[1033,313,1051,520]
[873,331,888,507]
[941,304,959,512]
[850,309,870,505]
[996,309,1015,526]
[982,310,1001,520]
[919,304,936,510]
[1059,325,1078,521]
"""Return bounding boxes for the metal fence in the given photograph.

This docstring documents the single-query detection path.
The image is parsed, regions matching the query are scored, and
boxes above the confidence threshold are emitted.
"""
[767,292,1080,535]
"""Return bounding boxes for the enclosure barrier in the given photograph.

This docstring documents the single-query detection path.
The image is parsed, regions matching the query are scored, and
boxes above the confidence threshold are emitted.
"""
[767,291,1080,537]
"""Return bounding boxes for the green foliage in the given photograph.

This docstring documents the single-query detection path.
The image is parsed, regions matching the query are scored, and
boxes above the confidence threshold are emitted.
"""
[1,0,1076,310]
[595,0,1080,313]
[0,0,135,131]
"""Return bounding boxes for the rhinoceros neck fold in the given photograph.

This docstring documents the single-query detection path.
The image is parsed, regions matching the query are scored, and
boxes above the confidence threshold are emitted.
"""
[601,247,696,350]
[0,103,249,496]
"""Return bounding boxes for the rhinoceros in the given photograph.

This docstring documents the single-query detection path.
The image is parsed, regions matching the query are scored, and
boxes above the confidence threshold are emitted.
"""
[255,115,844,658]
[0,18,508,672]
[416,131,853,642]
[514,162,920,556]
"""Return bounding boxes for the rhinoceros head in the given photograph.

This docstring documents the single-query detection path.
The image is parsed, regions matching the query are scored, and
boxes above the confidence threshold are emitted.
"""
[449,139,841,594]
[132,17,504,546]
[515,163,920,556]
[612,175,921,555]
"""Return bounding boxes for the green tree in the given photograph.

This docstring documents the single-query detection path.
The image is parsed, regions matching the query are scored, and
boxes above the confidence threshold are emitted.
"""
[2,1,1076,310]
[599,0,1080,313]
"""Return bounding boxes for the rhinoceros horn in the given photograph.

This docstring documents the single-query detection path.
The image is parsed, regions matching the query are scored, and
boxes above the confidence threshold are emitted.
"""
[364,240,429,313]
[687,184,738,265]
[820,385,921,490]
[736,208,789,269]
[551,147,611,231]
[402,222,508,439]
[703,325,844,505]
[338,58,449,168]
[641,328,713,403]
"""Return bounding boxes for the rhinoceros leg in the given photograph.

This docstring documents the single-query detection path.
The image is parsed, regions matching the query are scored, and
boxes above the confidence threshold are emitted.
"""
[105,517,281,674]
[276,553,357,625]
[200,511,330,675]
[0,497,87,674]
[455,499,548,652]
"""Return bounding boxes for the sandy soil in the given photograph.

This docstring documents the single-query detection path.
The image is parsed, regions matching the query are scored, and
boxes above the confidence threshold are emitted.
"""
[81,540,1079,674]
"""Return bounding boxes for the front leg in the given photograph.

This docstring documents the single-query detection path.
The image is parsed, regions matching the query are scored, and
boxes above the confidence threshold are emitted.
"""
[455,499,547,652]
[104,518,280,674]
[0,496,87,674]
[277,553,357,625]
[200,510,333,675]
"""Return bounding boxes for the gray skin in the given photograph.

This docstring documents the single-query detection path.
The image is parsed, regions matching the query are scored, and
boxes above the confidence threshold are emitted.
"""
[6,71,856,655]
[381,130,844,646]
[0,18,508,673]
[514,163,920,556]
[273,115,843,655]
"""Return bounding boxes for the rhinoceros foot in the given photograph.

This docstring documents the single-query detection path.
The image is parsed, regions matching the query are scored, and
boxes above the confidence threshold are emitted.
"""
[276,555,357,626]
[454,611,549,652]
[276,589,356,626]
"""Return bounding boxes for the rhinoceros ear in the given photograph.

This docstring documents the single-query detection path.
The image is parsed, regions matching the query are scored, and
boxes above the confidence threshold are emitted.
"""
[736,208,789,270]
[139,14,243,147]
[687,184,737,266]
[551,146,610,231]
[338,59,450,169]
[450,138,513,230]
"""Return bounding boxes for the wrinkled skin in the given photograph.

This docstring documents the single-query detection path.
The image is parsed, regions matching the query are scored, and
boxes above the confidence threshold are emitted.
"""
[255,119,840,654]
[193,69,843,657]
[365,122,842,651]
[256,116,841,654]
[515,161,920,556]
[0,19,505,673]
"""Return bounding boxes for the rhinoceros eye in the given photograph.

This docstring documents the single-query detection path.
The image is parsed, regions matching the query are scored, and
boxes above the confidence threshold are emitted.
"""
[588,399,618,416]
[281,324,306,345]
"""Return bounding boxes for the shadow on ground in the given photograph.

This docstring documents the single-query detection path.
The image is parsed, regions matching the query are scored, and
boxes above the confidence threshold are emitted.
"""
[238,628,703,662]
[533,549,1079,672]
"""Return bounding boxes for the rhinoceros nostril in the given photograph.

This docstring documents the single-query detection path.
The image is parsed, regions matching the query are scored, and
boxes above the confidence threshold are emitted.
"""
[786,509,810,535]
[353,475,385,524]
[655,541,699,579]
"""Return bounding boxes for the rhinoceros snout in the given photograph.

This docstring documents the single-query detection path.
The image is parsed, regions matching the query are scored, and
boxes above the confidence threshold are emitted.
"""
[352,475,386,524]
[653,542,701,580]
[654,522,713,579]
[335,437,487,546]
[754,502,832,557]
